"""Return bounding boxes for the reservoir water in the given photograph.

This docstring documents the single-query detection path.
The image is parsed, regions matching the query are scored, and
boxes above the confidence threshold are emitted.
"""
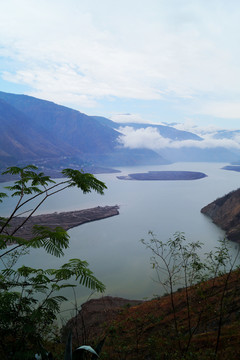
[1,162,240,316]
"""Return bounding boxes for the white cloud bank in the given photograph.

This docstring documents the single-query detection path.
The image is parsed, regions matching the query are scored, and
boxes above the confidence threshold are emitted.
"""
[118,126,240,150]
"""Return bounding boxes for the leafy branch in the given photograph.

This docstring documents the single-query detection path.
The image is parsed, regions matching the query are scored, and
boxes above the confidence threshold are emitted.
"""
[0,165,107,359]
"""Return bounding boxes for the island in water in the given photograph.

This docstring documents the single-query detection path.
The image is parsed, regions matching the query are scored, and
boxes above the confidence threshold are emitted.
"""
[222,165,240,173]
[117,170,207,181]
[4,205,119,241]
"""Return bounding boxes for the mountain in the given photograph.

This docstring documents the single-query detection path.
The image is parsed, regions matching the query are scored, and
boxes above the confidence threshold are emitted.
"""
[213,129,240,140]
[201,188,240,242]
[93,117,202,141]
[0,91,168,169]
[0,98,67,163]
[1,91,239,169]
[0,91,119,154]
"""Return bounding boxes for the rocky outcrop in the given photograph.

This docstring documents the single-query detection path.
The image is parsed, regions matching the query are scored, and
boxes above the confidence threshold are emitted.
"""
[63,296,143,344]
[201,188,240,242]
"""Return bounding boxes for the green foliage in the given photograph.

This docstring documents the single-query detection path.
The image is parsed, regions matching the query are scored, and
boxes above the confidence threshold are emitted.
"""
[0,192,8,203]
[3,165,55,197]
[30,225,70,257]
[0,165,106,359]
[61,168,107,195]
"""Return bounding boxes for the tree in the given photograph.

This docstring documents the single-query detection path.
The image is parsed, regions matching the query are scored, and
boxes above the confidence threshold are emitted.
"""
[141,231,240,359]
[0,165,107,359]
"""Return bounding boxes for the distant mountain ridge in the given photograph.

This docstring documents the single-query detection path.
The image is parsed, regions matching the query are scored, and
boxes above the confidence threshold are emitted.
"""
[91,116,240,163]
[0,91,168,169]
[92,116,202,141]
[0,91,239,170]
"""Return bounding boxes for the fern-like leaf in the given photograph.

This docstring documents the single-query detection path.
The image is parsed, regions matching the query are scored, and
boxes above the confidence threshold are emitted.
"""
[61,169,107,194]
[29,226,70,257]
[58,259,105,292]
[0,192,8,203]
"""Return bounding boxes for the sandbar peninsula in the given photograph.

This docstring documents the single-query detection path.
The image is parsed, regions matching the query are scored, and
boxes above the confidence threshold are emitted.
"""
[4,205,119,241]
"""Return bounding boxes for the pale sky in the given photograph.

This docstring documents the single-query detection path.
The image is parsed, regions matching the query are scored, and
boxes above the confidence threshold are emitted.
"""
[1,0,240,129]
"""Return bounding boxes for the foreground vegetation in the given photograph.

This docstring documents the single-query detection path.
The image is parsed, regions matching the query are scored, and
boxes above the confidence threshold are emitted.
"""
[0,165,106,359]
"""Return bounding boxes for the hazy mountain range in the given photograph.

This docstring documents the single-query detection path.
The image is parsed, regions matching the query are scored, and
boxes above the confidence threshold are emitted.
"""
[0,91,239,172]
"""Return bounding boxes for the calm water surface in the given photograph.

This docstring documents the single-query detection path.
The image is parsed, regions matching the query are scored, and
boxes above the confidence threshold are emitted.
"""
[1,162,240,315]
